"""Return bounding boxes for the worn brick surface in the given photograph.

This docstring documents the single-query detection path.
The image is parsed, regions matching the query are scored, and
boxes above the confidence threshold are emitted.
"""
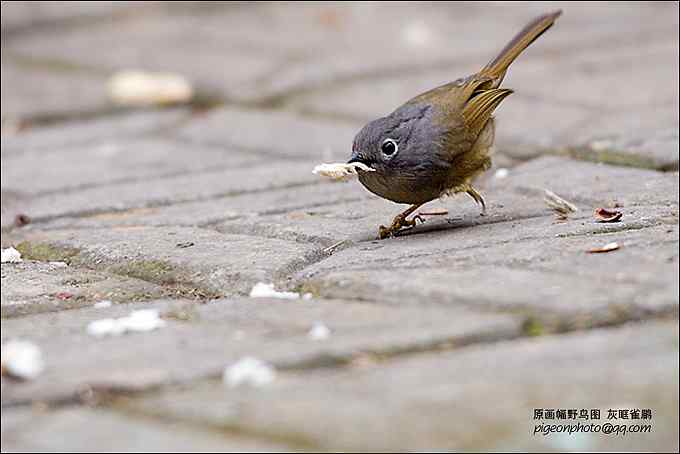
[0,60,110,121]
[1,261,166,318]
[1,406,291,452]
[1,108,189,155]
[1,2,677,451]
[1,138,263,196]
[1,159,318,227]
[7,226,320,296]
[1,297,520,406]
[116,321,679,452]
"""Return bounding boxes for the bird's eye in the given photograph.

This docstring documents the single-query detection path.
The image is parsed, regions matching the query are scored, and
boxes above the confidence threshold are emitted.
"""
[381,138,398,156]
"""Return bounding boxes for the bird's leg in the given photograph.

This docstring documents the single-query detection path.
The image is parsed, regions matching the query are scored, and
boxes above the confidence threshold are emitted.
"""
[466,186,486,215]
[378,204,425,239]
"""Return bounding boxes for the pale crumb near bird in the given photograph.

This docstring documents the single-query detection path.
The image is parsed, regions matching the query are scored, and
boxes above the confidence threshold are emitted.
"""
[1,340,44,380]
[308,322,331,340]
[223,357,276,388]
[249,282,301,299]
[93,300,113,309]
[86,309,166,337]
[1,247,22,263]
[494,168,509,179]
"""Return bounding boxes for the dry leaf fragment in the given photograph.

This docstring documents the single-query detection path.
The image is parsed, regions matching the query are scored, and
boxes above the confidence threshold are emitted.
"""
[587,242,620,253]
[594,208,623,223]
[14,214,31,227]
[544,190,578,220]
[418,208,449,216]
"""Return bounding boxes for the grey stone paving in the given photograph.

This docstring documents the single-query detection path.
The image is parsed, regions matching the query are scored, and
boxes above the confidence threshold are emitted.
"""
[1,2,678,452]
[1,406,292,452]
[1,260,167,318]
[115,321,679,452]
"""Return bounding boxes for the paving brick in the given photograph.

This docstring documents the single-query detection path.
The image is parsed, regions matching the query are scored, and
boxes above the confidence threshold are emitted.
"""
[0,297,520,406]
[1,108,189,156]
[39,180,370,231]
[1,260,166,318]
[7,226,319,297]
[1,406,291,452]
[1,158,317,227]
[116,321,679,452]
[175,107,361,161]
[0,60,109,121]
[1,1,159,34]
[1,138,263,196]
[3,10,282,102]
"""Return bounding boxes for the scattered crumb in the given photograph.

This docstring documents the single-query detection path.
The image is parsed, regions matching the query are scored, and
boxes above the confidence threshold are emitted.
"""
[587,242,621,254]
[93,300,113,309]
[107,70,193,106]
[308,322,331,340]
[223,357,276,388]
[544,190,578,220]
[494,168,509,179]
[1,340,44,380]
[594,208,623,223]
[49,261,68,268]
[313,162,375,181]
[1,247,22,264]
[302,293,313,300]
[86,309,166,337]
[249,282,300,300]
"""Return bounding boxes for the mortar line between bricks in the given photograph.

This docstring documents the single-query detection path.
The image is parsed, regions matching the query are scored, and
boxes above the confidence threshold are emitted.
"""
[3,310,674,422]
[110,402,317,451]
[74,316,680,450]
[1,180,329,233]
[245,25,679,110]
[0,1,258,43]
[170,135,347,162]
[0,108,195,157]
[27,157,311,199]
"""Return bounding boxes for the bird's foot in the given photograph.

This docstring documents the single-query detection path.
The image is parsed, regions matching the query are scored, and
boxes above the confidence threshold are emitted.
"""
[466,186,487,216]
[378,212,425,239]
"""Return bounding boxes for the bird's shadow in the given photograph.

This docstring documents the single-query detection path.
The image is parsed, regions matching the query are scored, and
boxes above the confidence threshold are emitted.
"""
[354,209,547,243]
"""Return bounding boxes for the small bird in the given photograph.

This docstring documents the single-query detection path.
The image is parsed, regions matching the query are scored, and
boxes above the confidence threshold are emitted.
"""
[348,10,562,238]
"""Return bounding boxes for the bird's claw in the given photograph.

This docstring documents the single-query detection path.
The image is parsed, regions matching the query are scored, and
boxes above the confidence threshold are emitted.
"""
[378,214,425,239]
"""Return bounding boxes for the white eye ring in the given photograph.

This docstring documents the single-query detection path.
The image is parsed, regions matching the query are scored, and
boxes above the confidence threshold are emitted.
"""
[381,138,398,157]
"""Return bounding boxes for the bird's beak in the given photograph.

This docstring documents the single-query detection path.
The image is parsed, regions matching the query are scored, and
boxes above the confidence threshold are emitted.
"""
[347,154,367,166]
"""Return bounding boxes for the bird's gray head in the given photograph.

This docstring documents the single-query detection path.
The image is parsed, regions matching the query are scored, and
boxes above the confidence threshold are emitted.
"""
[348,103,441,176]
